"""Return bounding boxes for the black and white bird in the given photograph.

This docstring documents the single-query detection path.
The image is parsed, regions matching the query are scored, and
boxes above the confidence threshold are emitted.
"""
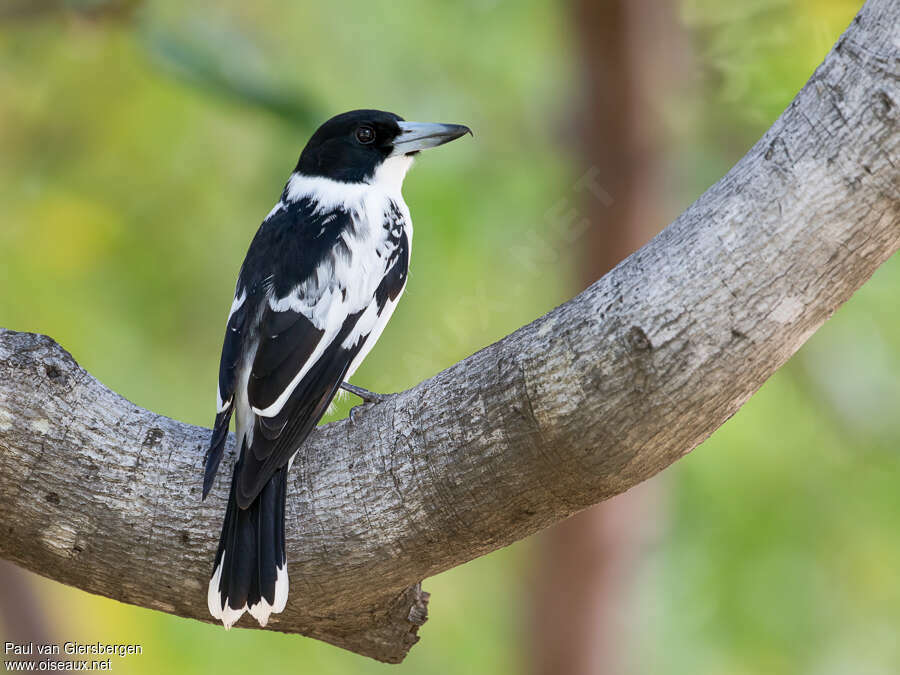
[202,109,471,628]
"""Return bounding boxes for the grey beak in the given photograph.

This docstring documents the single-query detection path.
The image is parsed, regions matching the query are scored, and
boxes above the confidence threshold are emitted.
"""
[391,121,472,156]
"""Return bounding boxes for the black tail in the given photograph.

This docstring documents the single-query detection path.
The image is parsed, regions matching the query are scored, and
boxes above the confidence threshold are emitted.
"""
[207,451,288,628]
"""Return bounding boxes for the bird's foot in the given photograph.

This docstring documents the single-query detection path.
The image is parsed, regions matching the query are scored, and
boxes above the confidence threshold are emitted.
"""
[342,382,386,425]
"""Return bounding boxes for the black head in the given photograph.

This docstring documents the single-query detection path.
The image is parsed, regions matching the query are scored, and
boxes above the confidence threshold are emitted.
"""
[295,109,471,183]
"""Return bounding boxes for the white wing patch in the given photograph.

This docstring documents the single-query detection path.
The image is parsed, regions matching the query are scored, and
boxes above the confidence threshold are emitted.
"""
[228,290,247,320]
[215,289,248,413]
[341,300,380,350]
[216,390,232,415]
[346,293,403,379]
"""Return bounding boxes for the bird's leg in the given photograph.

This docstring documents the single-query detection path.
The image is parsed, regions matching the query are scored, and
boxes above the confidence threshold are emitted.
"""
[341,382,385,404]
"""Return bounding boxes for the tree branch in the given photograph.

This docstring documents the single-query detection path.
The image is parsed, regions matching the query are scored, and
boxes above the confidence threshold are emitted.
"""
[1,0,898,662]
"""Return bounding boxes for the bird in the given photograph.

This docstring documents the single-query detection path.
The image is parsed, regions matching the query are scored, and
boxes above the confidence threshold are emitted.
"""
[202,109,471,629]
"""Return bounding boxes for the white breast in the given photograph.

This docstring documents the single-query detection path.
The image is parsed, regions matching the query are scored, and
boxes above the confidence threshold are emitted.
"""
[344,183,412,377]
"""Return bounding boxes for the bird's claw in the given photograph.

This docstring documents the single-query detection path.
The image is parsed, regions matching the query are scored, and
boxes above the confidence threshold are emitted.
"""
[348,401,379,425]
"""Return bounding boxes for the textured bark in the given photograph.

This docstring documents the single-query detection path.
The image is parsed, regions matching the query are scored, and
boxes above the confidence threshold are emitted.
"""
[0,0,898,663]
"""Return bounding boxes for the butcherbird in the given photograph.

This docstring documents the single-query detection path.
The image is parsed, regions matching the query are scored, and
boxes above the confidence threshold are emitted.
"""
[202,109,471,628]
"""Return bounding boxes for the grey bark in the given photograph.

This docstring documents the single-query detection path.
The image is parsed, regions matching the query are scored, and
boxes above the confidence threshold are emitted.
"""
[0,0,898,663]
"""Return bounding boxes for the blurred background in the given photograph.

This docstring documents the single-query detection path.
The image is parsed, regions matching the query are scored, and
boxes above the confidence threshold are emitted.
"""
[2,0,898,673]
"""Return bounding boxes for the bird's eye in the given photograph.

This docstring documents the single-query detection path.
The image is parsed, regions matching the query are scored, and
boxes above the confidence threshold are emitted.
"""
[355,126,375,144]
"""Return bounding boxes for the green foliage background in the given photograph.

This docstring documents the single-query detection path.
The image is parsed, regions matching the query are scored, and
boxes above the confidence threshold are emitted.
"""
[2,1,898,673]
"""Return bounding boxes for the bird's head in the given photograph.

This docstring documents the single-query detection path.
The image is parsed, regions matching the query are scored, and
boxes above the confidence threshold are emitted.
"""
[295,109,471,190]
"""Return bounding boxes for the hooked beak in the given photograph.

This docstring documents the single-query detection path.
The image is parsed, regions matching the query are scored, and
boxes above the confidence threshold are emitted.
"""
[391,121,472,156]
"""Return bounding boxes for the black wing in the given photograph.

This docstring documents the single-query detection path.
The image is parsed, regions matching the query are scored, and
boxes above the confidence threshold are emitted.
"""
[203,197,344,499]
[234,302,368,507]
[202,288,251,499]
[234,213,410,507]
